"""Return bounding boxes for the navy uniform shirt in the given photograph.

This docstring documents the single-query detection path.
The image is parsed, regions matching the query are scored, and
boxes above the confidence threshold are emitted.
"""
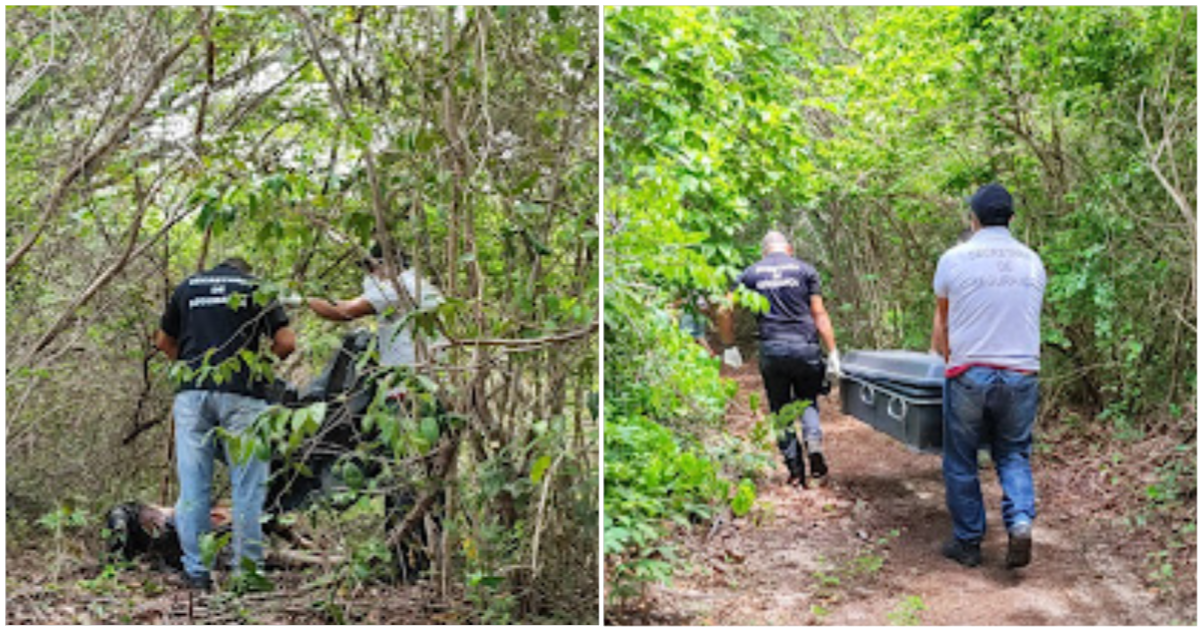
[160,263,290,399]
[737,251,822,344]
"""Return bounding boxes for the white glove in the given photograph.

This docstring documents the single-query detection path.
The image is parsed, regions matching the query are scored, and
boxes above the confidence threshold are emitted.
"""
[826,349,842,379]
[280,294,304,308]
[723,346,744,368]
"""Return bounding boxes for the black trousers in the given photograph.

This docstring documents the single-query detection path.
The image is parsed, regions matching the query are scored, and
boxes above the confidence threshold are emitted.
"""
[758,340,825,462]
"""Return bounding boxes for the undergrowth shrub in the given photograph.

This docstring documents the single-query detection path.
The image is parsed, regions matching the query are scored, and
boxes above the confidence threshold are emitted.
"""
[604,297,769,607]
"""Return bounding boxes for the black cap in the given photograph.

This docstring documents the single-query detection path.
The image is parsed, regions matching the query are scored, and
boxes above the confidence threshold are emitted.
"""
[359,242,409,270]
[969,183,1014,226]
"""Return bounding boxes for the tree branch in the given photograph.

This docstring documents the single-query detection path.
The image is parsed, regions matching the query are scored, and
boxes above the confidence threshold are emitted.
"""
[14,178,201,370]
[7,18,195,272]
[432,321,598,351]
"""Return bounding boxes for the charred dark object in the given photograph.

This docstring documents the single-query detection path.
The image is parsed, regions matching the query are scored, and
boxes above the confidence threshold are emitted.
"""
[104,503,235,571]
[105,503,183,570]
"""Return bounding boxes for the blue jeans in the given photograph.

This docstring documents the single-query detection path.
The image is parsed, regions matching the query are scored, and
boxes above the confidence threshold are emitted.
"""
[943,367,1038,543]
[173,390,270,577]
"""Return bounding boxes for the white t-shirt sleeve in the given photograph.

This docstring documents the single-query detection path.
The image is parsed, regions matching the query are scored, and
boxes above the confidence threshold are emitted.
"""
[364,271,444,315]
[361,275,396,315]
[933,254,951,298]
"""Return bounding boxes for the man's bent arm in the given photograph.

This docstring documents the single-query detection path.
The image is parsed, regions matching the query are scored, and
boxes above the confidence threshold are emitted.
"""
[810,295,837,353]
[271,327,297,359]
[307,296,375,322]
[154,330,179,360]
[932,297,950,361]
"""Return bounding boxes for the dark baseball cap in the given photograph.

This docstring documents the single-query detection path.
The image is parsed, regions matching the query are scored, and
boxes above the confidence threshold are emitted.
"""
[969,183,1014,226]
[359,242,409,270]
[358,243,385,270]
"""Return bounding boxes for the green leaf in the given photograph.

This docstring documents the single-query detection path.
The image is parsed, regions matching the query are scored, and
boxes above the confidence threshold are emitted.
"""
[414,130,437,152]
[530,454,552,483]
[516,201,545,216]
[199,531,231,569]
[419,417,440,444]
[341,460,364,490]
[231,559,274,594]
[731,479,756,517]
[305,402,326,433]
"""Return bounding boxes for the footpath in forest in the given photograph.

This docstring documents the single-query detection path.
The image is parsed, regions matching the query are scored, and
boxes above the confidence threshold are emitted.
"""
[635,362,1197,626]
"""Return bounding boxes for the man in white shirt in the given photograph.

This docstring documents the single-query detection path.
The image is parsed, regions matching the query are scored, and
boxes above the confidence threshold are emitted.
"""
[932,183,1046,569]
[306,244,444,369]
[305,243,446,581]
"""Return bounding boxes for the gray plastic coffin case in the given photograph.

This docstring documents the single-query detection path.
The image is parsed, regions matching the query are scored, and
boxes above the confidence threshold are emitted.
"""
[839,350,945,454]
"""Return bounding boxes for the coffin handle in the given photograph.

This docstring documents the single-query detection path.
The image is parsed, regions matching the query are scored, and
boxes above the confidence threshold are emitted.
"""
[887,396,908,422]
[860,383,875,406]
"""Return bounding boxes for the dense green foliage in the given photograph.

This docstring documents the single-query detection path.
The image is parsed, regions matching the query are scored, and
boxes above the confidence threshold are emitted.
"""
[7,6,597,622]
[602,302,735,602]
[605,5,1195,607]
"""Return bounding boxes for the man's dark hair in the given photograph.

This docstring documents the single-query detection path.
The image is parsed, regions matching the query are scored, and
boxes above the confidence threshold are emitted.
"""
[969,183,1015,226]
[222,256,253,274]
[360,242,409,271]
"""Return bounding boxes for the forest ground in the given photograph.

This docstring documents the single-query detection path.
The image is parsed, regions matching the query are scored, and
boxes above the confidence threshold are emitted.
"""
[620,362,1197,626]
[5,545,466,624]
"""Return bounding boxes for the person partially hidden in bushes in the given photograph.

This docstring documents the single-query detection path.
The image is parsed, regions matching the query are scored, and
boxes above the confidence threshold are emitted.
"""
[932,184,1046,569]
[154,256,297,590]
[673,293,716,356]
[304,242,450,579]
[305,243,444,371]
[720,231,841,489]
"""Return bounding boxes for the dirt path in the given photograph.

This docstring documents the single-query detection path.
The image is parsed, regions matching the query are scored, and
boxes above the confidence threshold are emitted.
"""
[639,363,1196,626]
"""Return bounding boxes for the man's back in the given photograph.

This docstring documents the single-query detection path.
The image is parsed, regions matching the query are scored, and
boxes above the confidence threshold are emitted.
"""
[739,251,822,343]
[934,227,1046,373]
[362,269,444,367]
[160,262,289,398]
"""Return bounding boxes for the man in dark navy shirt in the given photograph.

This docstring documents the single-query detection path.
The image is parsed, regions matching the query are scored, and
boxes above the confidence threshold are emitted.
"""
[154,257,296,589]
[726,231,841,488]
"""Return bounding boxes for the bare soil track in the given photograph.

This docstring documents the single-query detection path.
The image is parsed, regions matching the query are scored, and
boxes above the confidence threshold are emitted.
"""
[623,362,1197,626]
